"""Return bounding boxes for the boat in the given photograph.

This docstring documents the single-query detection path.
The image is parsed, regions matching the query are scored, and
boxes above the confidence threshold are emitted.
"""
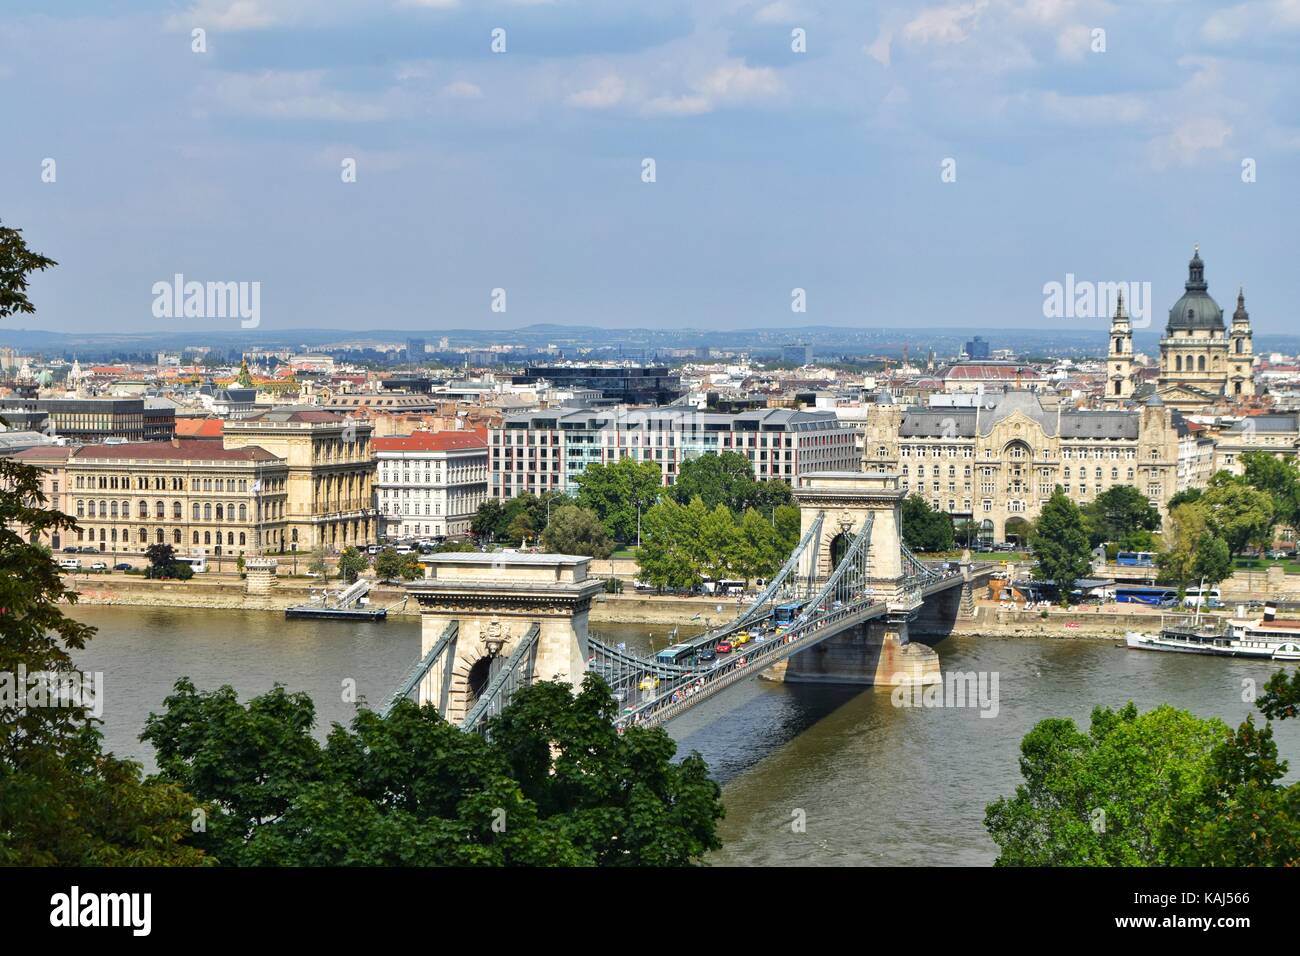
[1125,603,1300,661]
[286,578,389,621]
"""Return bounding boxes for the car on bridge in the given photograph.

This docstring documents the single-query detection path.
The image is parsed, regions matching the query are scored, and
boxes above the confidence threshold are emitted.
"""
[696,646,716,662]
[715,640,733,654]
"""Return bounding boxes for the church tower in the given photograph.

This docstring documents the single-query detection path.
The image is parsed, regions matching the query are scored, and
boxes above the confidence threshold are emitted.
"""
[1228,287,1255,399]
[1106,289,1134,404]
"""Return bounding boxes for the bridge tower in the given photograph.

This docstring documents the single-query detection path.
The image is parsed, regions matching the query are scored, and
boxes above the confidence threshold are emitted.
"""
[786,472,940,686]
[405,553,605,724]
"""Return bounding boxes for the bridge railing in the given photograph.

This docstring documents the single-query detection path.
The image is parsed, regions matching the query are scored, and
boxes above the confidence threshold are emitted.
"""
[462,623,541,735]
[380,620,459,718]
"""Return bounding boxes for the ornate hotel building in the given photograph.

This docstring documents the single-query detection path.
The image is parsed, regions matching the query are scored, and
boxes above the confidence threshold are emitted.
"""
[223,407,377,551]
[862,391,1181,543]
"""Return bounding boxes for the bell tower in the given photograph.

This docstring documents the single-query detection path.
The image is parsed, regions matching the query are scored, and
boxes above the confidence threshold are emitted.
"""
[1228,287,1255,399]
[1106,288,1134,405]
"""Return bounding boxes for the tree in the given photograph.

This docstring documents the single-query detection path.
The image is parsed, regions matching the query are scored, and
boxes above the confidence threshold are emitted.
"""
[0,220,205,865]
[141,674,724,866]
[337,546,369,584]
[1191,534,1233,588]
[574,457,662,542]
[773,504,801,555]
[1166,487,1203,511]
[733,508,781,584]
[636,499,701,590]
[541,505,614,559]
[670,452,793,516]
[1082,485,1161,548]
[307,546,330,581]
[471,499,505,541]
[506,511,536,546]
[697,503,739,582]
[374,548,421,582]
[143,542,184,579]
[901,494,955,552]
[1201,478,1274,555]
[984,704,1229,866]
[1030,487,1092,603]
[1241,450,1300,533]
[1157,502,1209,592]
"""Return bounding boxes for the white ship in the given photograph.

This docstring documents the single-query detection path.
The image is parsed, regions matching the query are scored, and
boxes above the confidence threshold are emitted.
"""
[1125,603,1300,661]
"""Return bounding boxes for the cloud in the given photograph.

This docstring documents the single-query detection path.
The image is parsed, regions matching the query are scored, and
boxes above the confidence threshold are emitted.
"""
[901,0,990,45]
[566,75,626,108]
[1147,116,1234,169]
[753,1,807,24]
[1202,0,1300,42]
[205,70,397,121]
[865,29,893,67]
[1055,23,1092,61]
[441,80,483,99]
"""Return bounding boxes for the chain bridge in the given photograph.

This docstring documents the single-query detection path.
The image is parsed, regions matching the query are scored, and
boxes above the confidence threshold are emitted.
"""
[383,472,995,734]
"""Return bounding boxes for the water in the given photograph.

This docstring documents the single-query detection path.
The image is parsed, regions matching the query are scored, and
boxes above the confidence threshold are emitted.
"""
[67,608,1300,866]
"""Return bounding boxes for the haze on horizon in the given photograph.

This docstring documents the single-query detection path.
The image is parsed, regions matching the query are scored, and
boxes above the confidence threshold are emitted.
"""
[2,0,1297,337]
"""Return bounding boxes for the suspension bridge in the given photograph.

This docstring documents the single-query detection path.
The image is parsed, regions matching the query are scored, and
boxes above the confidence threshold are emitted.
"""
[383,472,995,734]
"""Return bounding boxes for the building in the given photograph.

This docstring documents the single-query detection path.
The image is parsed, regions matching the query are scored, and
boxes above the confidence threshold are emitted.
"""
[862,391,1181,543]
[1214,412,1300,476]
[491,407,858,500]
[373,431,489,540]
[1105,291,1135,404]
[939,363,1043,394]
[62,439,290,559]
[964,336,991,360]
[6,445,74,551]
[0,397,176,443]
[1155,247,1255,409]
[510,366,682,406]
[782,344,813,366]
[222,406,377,551]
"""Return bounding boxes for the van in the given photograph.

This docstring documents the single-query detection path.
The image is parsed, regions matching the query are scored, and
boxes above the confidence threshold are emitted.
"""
[58,558,81,572]
[393,545,413,555]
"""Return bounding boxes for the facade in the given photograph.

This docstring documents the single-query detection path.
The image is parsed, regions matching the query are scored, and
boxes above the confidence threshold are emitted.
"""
[1155,247,1255,408]
[510,366,683,406]
[63,439,290,558]
[1214,412,1300,476]
[862,391,1181,542]
[7,445,73,551]
[223,407,377,551]
[491,407,858,500]
[0,397,176,443]
[373,431,489,540]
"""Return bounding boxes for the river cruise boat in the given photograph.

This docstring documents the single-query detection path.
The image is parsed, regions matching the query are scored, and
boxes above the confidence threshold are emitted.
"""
[1125,606,1300,661]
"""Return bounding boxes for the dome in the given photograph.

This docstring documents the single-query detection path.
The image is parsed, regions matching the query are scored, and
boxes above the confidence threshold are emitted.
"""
[1167,246,1223,333]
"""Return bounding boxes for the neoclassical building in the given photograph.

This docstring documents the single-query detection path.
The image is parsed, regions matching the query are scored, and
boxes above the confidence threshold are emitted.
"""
[862,391,1181,543]
[1152,247,1254,409]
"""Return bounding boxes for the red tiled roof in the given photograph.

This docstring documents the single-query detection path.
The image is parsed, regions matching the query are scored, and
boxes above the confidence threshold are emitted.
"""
[944,364,1042,380]
[175,418,224,438]
[70,440,281,462]
[373,431,488,453]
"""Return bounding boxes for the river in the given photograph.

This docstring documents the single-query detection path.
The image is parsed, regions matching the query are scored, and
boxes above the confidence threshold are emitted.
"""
[67,606,1300,866]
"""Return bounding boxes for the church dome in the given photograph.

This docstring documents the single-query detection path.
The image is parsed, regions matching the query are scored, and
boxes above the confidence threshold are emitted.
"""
[1167,246,1223,333]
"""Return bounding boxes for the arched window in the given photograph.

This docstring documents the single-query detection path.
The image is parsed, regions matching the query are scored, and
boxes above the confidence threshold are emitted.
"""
[227,532,234,546]
[138,500,148,519]
[193,502,201,520]
[156,529,164,543]
[174,529,182,544]
[216,504,223,521]
[238,503,247,521]
[1198,355,1206,371]
[204,531,211,545]
[1236,338,1243,354]
[155,501,165,519]
[76,500,85,518]
[204,503,212,521]
[193,531,200,545]
[239,532,246,545]
[139,527,147,543]
[110,501,118,519]
[173,502,182,519]
[1175,355,1183,371]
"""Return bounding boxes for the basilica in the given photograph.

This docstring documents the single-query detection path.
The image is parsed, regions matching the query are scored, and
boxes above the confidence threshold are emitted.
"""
[1108,246,1255,411]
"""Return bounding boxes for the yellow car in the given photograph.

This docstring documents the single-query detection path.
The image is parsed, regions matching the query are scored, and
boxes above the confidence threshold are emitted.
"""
[638,676,659,691]
[733,632,751,646]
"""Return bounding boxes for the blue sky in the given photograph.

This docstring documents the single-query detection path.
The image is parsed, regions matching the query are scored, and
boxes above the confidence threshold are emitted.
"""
[2,0,1298,336]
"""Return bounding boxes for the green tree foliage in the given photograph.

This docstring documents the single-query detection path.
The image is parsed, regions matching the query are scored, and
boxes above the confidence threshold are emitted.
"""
[471,499,505,540]
[373,548,421,582]
[471,493,570,543]
[574,457,662,542]
[636,499,700,590]
[1082,485,1161,548]
[1240,450,1300,532]
[541,505,614,558]
[1157,502,1209,591]
[773,504,801,554]
[636,496,791,590]
[1201,476,1275,555]
[670,452,793,515]
[141,675,723,866]
[307,546,330,581]
[0,220,204,865]
[1191,534,1233,588]
[1029,487,1092,602]
[984,704,1228,866]
[900,494,955,552]
[143,542,187,579]
[1166,487,1203,510]
[337,546,369,584]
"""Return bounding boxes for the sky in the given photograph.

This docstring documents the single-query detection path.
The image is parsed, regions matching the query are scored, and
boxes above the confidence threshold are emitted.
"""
[2,0,1298,337]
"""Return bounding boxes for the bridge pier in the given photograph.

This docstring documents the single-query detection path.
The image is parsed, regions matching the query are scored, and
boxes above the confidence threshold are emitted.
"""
[404,553,604,724]
[782,614,940,686]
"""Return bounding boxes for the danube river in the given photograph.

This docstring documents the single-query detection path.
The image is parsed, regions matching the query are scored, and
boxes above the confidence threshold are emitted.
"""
[69,606,1300,866]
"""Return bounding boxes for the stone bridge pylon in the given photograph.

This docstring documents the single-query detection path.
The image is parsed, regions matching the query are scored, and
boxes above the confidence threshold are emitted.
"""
[405,553,604,723]
[785,472,941,686]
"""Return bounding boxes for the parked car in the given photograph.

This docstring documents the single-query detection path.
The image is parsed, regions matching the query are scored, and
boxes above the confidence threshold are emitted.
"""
[113,562,132,571]
[90,562,108,572]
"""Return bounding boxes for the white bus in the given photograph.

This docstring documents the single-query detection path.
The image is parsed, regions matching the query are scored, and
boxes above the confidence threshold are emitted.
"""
[176,556,207,574]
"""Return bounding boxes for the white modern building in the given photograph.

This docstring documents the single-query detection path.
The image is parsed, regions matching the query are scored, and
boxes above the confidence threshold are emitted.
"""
[374,431,489,539]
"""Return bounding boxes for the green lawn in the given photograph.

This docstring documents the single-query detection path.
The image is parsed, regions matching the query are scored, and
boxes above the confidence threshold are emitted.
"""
[1233,557,1300,574]
[609,547,640,560]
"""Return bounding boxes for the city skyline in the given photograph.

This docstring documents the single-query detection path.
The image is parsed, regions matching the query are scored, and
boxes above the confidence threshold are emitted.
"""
[3,1,1298,334]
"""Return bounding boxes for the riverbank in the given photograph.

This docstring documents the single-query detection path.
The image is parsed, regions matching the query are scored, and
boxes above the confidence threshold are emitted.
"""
[62,573,1179,638]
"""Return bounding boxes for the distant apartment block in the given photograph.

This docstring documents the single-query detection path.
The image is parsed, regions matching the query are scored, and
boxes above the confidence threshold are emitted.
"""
[964,336,991,360]
[510,366,683,406]
[490,407,857,500]
[0,397,176,443]
[374,431,489,540]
